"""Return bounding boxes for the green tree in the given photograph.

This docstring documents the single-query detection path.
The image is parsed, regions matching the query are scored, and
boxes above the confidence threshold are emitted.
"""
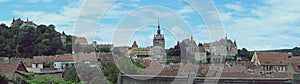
[23,76,74,84]
[18,25,36,58]
[102,62,119,83]
[116,57,146,75]
[64,64,80,83]
[237,48,251,61]
[97,47,111,53]
[0,22,70,58]
[82,44,94,53]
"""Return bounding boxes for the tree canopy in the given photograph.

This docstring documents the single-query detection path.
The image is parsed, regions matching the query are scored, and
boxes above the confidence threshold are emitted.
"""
[101,61,119,83]
[236,48,252,60]
[0,23,73,58]
[22,76,74,84]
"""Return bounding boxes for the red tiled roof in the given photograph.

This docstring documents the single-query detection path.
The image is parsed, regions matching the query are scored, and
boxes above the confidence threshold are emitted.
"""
[158,69,178,76]
[256,52,292,65]
[98,53,114,63]
[75,37,87,43]
[145,61,178,76]
[55,54,73,62]
[292,63,300,73]
[272,72,293,79]
[32,56,56,63]
[0,61,28,79]
[223,65,246,72]
[0,62,19,73]
[220,72,262,78]
[145,61,163,74]
[74,54,98,64]
[226,61,259,70]
[289,56,300,63]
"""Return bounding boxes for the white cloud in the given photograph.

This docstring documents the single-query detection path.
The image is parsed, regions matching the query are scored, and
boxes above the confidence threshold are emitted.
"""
[103,6,196,48]
[170,26,185,35]
[12,0,115,43]
[220,0,300,50]
[177,6,193,15]
[13,0,82,35]
[0,20,11,26]
[224,4,244,11]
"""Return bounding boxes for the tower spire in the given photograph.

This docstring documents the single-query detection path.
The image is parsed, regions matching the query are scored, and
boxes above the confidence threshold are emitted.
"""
[157,18,161,34]
[225,33,228,40]
[234,39,237,46]
[158,18,160,29]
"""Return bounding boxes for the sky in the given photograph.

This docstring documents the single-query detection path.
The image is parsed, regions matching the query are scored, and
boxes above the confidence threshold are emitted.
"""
[0,0,299,51]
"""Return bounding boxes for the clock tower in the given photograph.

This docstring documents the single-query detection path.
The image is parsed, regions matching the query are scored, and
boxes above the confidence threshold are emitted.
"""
[153,19,165,49]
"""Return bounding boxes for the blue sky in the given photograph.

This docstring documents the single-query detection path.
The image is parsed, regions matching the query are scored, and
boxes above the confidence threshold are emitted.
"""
[0,0,299,50]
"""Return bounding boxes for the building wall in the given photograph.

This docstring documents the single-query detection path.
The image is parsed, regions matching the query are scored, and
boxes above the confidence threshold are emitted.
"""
[119,75,292,84]
[204,39,237,58]
[54,61,74,71]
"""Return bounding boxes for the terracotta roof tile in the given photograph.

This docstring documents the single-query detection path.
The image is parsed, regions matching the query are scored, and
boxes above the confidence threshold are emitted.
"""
[289,56,300,63]
[158,69,178,76]
[0,62,19,73]
[145,61,163,75]
[272,72,293,79]
[55,54,73,62]
[292,63,300,73]
[98,53,114,63]
[32,56,56,63]
[145,61,178,76]
[220,72,262,78]
[0,61,26,79]
[74,54,98,64]
[256,52,292,65]
[75,37,87,44]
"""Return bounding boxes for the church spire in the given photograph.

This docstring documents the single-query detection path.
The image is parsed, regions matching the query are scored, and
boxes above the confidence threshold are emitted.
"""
[158,18,160,29]
[234,39,237,46]
[225,33,227,40]
[157,18,161,34]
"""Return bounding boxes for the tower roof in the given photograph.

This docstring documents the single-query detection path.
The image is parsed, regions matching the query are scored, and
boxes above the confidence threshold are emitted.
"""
[157,19,161,35]
[61,31,66,35]
[132,41,138,48]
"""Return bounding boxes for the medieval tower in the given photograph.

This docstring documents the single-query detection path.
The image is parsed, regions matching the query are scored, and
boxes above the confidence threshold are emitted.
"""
[153,19,165,49]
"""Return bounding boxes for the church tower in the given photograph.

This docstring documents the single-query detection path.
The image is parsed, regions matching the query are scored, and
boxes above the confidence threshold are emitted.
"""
[153,19,165,49]
[60,31,67,46]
